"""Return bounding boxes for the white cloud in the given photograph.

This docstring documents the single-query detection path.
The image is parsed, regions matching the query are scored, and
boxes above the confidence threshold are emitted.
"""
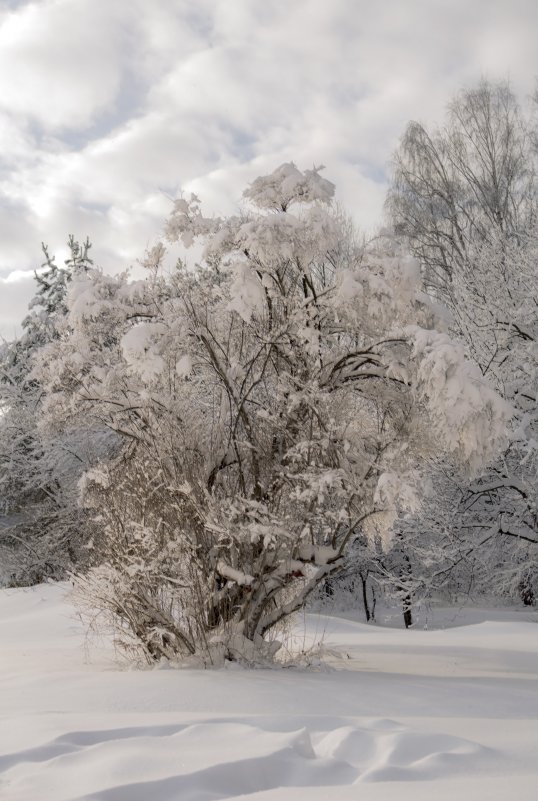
[0,0,130,130]
[0,0,537,339]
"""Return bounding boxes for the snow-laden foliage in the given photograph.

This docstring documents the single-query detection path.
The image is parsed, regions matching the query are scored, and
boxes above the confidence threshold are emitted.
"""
[34,164,508,663]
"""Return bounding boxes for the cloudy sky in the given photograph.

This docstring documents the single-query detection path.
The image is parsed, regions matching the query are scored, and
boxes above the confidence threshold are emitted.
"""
[0,0,536,339]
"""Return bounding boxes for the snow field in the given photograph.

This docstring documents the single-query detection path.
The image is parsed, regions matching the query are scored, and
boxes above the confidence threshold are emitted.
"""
[0,583,537,800]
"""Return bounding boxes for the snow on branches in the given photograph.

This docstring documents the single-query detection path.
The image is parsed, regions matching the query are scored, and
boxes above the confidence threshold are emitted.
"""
[32,164,509,664]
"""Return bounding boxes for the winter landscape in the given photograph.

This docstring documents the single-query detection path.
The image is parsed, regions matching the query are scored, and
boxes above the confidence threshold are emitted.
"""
[1,2,537,800]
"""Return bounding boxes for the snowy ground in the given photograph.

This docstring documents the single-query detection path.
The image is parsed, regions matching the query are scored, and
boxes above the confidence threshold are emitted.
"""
[0,584,537,800]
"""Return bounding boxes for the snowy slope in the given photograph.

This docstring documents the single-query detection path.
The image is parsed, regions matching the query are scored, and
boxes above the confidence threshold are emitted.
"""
[0,584,537,800]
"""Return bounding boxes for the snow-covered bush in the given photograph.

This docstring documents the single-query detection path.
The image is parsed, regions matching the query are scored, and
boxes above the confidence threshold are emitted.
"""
[36,164,509,663]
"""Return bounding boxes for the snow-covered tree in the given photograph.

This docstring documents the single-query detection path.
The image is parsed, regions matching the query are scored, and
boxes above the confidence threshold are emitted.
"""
[0,238,102,584]
[387,80,538,606]
[36,164,508,662]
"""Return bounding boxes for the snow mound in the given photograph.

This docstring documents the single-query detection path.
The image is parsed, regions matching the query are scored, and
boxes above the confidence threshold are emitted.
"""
[1,718,494,800]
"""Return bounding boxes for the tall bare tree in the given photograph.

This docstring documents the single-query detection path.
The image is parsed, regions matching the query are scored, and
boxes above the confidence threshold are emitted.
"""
[387,80,536,300]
